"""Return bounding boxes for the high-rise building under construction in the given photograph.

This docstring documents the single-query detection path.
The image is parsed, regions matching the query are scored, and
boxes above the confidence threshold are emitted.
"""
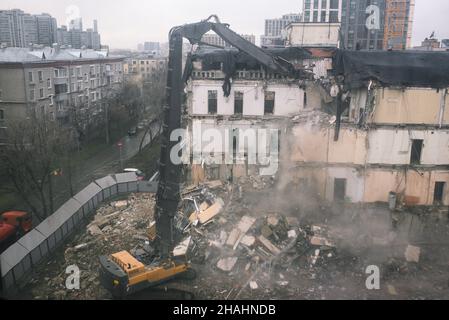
[340,0,414,50]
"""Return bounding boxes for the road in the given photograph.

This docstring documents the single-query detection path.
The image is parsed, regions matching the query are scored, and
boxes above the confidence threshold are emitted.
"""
[52,122,160,209]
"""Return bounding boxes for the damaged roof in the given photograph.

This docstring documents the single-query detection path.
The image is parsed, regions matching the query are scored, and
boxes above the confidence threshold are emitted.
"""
[334,50,449,89]
[190,46,312,72]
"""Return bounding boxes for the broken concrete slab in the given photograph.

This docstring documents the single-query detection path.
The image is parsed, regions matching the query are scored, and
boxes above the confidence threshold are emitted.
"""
[202,180,223,189]
[250,281,258,290]
[288,230,297,239]
[112,200,128,208]
[226,229,241,247]
[237,216,257,234]
[217,257,238,272]
[148,221,156,241]
[189,198,224,224]
[173,237,192,257]
[405,245,421,263]
[310,236,335,247]
[257,235,281,256]
[241,235,256,247]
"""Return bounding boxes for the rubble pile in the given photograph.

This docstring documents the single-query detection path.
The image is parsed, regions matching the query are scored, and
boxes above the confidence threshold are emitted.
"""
[22,179,449,300]
[26,193,156,300]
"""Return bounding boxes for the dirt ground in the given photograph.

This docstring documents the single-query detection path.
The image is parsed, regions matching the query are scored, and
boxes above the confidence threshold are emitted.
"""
[18,180,449,300]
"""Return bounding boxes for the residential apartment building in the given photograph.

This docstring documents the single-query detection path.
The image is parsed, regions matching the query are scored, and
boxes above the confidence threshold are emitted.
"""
[261,14,301,47]
[124,55,167,83]
[0,47,124,144]
[0,9,57,47]
[302,0,342,23]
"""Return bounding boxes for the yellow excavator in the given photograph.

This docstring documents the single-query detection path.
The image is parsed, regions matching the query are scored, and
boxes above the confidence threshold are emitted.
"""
[99,15,295,298]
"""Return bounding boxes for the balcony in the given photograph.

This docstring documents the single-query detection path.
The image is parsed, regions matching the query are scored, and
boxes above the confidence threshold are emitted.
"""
[53,77,68,85]
[55,92,68,102]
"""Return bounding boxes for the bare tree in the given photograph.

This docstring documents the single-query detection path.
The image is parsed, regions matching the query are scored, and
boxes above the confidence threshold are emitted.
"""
[0,115,74,222]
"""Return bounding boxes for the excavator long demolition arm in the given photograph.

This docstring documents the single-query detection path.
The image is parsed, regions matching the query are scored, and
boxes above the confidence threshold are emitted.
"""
[156,15,296,259]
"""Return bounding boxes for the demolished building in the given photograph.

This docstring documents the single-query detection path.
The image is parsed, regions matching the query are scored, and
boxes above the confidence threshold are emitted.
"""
[182,47,449,208]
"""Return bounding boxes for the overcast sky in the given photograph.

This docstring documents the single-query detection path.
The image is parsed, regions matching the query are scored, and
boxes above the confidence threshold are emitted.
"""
[2,0,448,49]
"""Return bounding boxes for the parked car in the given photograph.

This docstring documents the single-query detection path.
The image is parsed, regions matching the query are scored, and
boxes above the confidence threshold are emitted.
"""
[128,127,138,137]
[123,168,145,181]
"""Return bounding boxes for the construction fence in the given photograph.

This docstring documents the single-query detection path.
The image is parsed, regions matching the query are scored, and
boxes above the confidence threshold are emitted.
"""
[0,172,158,297]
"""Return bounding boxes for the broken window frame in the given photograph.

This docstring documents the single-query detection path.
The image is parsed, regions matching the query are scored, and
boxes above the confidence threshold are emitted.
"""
[208,90,218,115]
[333,178,347,202]
[264,91,275,115]
[410,139,424,165]
[434,181,446,205]
[234,91,244,115]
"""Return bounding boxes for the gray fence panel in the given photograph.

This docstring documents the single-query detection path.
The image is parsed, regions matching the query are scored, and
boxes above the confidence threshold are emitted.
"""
[17,229,47,266]
[2,270,14,291]
[95,175,117,201]
[47,233,56,251]
[0,242,30,281]
[115,173,138,194]
[128,181,138,192]
[73,182,102,217]
[138,181,158,193]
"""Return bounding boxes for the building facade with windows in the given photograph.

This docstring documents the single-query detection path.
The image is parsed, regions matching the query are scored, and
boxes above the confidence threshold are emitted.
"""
[261,14,301,47]
[0,10,57,47]
[340,0,414,50]
[0,47,124,144]
[182,47,449,207]
[302,0,342,23]
[123,55,167,83]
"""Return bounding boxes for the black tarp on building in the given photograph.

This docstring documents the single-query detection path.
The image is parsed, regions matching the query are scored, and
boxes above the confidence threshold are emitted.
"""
[333,50,449,89]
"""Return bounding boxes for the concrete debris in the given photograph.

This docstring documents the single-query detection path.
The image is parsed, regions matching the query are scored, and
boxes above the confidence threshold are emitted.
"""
[112,200,128,208]
[226,229,241,248]
[190,198,224,224]
[249,281,258,290]
[241,235,256,247]
[202,180,223,189]
[257,235,281,256]
[310,236,335,247]
[387,285,398,296]
[88,225,104,236]
[288,230,297,239]
[405,245,421,263]
[217,257,238,272]
[23,180,448,300]
[173,237,192,257]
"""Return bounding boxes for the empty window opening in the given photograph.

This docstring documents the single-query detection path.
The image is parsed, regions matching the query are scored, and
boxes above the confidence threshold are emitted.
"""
[334,178,347,201]
[410,139,423,165]
[303,92,307,108]
[208,90,217,115]
[264,91,275,115]
[434,182,446,204]
[0,109,4,120]
[234,91,243,114]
